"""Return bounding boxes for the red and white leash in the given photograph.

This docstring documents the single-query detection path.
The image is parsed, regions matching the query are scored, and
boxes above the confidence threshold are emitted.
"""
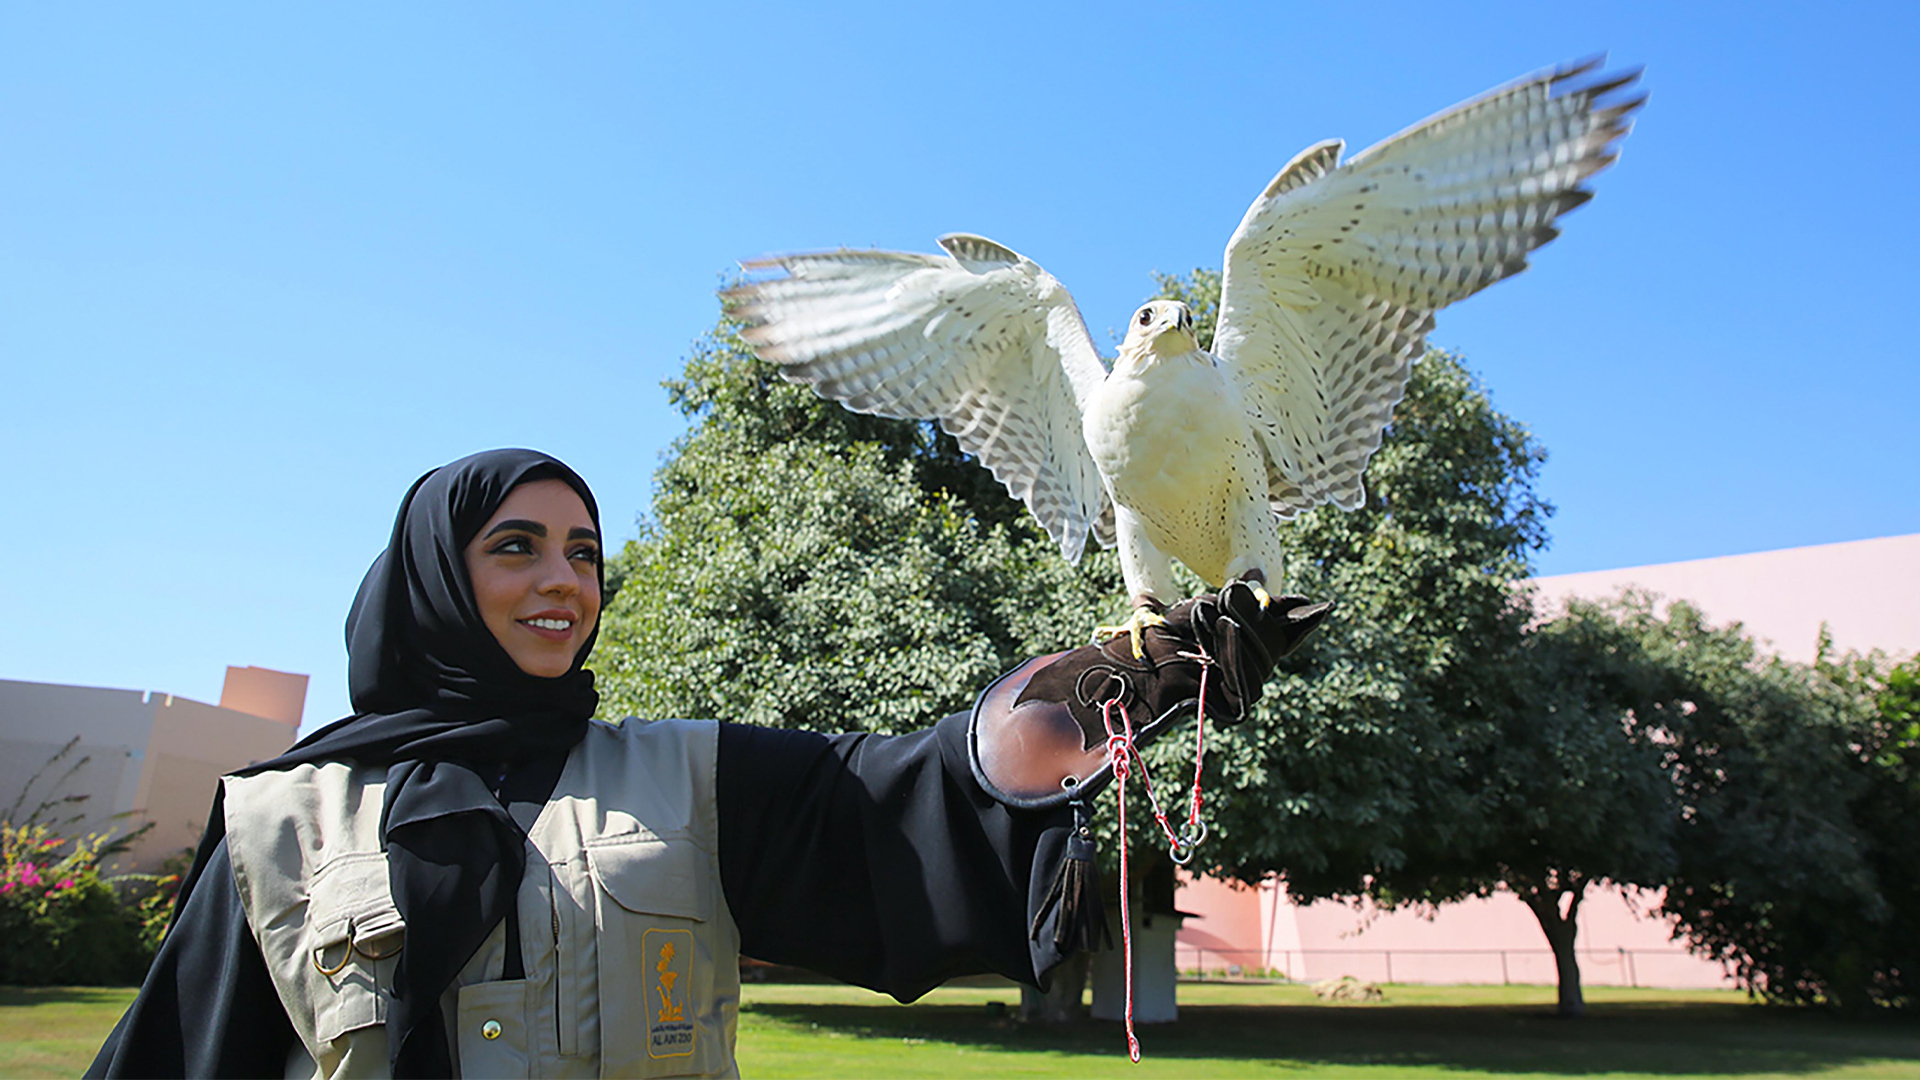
[1096,654,1215,1063]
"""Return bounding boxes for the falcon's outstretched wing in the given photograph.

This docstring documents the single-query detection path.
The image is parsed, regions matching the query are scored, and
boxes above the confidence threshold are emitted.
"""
[725,234,1112,561]
[1214,58,1643,514]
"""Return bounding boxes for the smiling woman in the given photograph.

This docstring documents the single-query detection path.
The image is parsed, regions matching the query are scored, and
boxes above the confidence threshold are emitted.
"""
[85,447,1323,1079]
[464,481,603,680]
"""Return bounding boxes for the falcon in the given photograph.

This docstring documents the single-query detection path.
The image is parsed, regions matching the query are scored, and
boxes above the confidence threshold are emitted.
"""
[726,59,1642,651]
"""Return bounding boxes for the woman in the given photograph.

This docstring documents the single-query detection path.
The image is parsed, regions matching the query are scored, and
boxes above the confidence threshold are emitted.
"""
[90,448,1321,1078]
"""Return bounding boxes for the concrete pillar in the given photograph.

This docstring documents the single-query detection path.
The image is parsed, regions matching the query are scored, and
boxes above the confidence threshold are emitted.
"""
[1090,906,1181,1023]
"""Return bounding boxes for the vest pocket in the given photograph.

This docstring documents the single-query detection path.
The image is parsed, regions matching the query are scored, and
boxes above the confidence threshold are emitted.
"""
[305,851,405,1046]
[457,979,531,1079]
[587,834,722,1078]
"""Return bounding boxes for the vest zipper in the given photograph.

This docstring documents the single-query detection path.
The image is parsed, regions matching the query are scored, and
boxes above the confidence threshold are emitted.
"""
[551,868,577,1056]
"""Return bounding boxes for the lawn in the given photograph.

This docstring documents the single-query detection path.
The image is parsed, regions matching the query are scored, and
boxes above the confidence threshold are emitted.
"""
[6,981,1916,1079]
[0,986,134,1079]
[735,982,1920,1079]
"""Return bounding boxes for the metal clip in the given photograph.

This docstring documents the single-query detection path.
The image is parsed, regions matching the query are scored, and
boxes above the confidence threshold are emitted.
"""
[1168,818,1208,865]
[312,940,351,976]
[1076,666,1131,710]
[1182,818,1209,848]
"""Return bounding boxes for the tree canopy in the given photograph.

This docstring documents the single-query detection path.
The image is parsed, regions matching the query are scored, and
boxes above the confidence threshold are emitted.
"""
[1632,605,1918,1011]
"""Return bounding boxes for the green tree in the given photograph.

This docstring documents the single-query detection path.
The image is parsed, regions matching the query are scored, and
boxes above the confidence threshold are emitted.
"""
[1847,653,1920,1008]
[1598,597,1896,1010]
[1649,617,1919,1012]
[1338,596,1680,1018]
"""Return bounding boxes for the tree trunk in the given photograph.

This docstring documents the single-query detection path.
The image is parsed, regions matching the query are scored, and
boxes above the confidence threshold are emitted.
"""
[1020,950,1090,1023]
[1518,877,1587,1018]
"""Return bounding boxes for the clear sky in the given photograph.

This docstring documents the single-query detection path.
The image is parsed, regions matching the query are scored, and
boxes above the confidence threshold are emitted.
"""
[3,2,1914,734]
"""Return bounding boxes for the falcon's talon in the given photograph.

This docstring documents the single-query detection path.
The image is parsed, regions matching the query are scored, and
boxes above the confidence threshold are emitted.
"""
[1252,583,1273,610]
[1093,609,1169,661]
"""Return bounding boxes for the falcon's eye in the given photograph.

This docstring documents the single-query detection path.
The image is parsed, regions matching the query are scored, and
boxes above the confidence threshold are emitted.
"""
[1137,309,1153,327]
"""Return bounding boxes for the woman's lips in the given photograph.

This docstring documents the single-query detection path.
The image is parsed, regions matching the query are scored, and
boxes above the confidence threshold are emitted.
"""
[518,611,576,641]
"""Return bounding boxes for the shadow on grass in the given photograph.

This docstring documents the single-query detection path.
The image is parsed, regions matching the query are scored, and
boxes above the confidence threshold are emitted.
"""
[744,1000,1920,1075]
[0,986,136,1008]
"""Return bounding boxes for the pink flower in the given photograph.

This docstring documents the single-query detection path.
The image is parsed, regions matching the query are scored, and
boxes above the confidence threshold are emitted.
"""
[56,878,75,890]
[20,867,43,887]
[41,838,63,848]
[1,882,13,894]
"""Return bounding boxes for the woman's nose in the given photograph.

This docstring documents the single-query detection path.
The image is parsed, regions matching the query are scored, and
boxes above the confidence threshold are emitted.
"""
[536,555,579,595]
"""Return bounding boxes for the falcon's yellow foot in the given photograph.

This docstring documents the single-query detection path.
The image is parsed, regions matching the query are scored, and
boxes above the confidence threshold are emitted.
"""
[1093,607,1168,661]
[1229,573,1274,610]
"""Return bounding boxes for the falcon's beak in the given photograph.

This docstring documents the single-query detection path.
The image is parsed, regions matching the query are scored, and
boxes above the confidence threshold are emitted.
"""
[1160,305,1200,353]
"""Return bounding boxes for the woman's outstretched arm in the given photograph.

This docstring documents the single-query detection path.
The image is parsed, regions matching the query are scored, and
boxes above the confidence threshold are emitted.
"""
[716,712,1077,1001]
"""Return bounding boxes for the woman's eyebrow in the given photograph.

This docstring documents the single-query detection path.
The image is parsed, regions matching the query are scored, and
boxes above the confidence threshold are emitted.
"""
[568,527,600,542]
[484,519,546,538]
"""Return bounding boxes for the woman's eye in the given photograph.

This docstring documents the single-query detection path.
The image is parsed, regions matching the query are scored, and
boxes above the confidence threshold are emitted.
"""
[489,537,534,556]
[570,546,601,565]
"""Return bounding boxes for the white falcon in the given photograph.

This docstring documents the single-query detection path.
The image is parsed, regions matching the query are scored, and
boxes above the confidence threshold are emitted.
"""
[726,59,1642,647]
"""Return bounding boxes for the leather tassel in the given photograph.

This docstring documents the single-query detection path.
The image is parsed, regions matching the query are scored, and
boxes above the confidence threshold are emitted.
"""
[1033,800,1110,953]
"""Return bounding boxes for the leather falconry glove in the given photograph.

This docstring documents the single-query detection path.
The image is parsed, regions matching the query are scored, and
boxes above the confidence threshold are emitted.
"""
[969,581,1331,811]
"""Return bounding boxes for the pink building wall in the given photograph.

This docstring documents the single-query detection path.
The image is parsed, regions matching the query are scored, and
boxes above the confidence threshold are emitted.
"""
[129,675,305,868]
[218,665,309,727]
[1529,533,1918,664]
[1177,877,1730,989]
[1175,533,1919,987]
[0,666,305,872]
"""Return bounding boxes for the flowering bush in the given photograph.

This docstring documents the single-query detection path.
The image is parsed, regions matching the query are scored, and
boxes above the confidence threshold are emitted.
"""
[0,821,151,985]
[132,850,189,958]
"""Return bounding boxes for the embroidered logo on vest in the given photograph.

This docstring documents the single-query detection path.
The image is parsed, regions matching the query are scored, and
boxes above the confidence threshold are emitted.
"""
[645,928,696,1058]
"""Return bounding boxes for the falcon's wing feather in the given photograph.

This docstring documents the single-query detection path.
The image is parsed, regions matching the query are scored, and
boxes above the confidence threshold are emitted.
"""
[1216,58,1642,511]
[1091,497,1117,550]
[725,235,1112,562]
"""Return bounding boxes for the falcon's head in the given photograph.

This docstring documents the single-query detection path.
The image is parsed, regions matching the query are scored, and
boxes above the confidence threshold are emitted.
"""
[1118,300,1202,363]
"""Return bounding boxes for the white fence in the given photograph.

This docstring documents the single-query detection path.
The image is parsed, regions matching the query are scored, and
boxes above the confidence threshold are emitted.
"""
[1176,944,1732,988]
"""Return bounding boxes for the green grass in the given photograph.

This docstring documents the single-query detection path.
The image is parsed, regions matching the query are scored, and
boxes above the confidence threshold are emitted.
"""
[6,982,1917,1079]
[735,982,1920,1079]
[0,986,134,1078]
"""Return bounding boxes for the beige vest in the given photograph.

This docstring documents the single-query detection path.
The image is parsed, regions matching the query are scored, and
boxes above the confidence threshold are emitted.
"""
[223,718,742,1079]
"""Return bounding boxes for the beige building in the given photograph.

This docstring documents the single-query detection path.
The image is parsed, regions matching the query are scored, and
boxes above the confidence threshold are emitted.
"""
[1,665,306,872]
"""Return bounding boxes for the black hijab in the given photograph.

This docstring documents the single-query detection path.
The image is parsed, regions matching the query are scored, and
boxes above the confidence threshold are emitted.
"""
[171,448,603,1077]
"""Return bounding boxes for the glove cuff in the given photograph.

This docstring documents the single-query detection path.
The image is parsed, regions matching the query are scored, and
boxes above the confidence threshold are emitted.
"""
[967,644,1207,810]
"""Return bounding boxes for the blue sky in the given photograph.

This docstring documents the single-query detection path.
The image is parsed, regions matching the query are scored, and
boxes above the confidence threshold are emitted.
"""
[3,2,1914,733]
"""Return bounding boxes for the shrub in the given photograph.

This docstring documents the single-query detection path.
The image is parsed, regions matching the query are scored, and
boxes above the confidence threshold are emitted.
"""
[132,850,190,958]
[0,821,152,985]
